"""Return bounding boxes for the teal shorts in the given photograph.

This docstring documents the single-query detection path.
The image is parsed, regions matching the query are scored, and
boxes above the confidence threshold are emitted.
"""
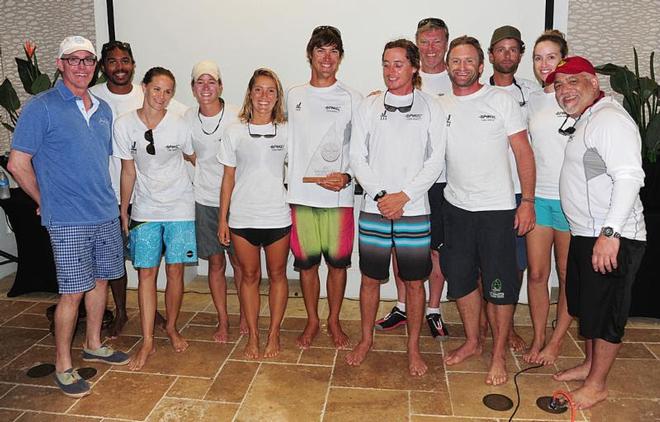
[129,220,197,268]
[535,197,570,232]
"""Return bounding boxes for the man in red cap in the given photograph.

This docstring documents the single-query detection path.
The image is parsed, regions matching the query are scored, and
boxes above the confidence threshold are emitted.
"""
[549,56,647,409]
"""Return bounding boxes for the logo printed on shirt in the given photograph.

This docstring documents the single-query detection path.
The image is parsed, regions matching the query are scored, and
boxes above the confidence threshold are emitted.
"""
[325,105,341,113]
[405,113,423,121]
[98,117,111,127]
[555,111,568,118]
[130,142,137,153]
[295,102,302,111]
[446,115,452,127]
[379,110,388,121]
[270,144,285,151]
[479,114,496,122]
[165,144,181,151]
[489,278,505,299]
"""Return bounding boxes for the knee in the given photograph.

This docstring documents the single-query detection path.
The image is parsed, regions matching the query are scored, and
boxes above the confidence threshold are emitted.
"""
[241,268,261,285]
[208,260,227,274]
[58,293,84,307]
[266,265,287,281]
[405,280,425,294]
[526,268,549,285]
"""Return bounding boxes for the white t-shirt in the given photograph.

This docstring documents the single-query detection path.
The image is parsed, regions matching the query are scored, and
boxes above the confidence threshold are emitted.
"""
[349,89,446,216]
[113,110,195,221]
[420,70,452,184]
[90,83,190,202]
[440,84,526,211]
[485,76,540,193]
[286,81,362,208]
[217,122,291,229]
[559,97,646,240]
[527,90,570,200]
[185,103,239,207]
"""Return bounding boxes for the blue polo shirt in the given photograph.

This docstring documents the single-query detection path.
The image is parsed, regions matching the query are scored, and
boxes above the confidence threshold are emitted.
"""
[12,80,118,226]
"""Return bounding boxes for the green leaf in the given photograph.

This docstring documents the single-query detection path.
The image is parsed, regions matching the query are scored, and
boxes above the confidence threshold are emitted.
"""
[646,113,660,154]
[1,122,15,133]
[610,66,639,96]
[31,74,51,94]
[15,57,36,94]
[595,63,626,76]
[639,77,658,103]
[634,47,640,78]
[0,78,21,112]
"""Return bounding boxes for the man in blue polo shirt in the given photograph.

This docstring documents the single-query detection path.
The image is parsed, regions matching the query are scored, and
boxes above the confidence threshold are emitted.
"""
[8,36,130,398]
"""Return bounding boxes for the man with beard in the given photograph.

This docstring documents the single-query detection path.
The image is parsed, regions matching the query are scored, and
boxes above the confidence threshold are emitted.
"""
[485,25,540,352]
[347,39,446,376]
[89,41,186,336]
[439,36,535,385]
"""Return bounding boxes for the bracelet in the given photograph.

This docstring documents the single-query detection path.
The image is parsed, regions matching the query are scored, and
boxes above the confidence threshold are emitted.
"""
[521,197,535,204]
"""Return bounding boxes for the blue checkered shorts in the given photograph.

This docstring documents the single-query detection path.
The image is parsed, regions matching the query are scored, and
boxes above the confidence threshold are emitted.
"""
[47,219,125,294]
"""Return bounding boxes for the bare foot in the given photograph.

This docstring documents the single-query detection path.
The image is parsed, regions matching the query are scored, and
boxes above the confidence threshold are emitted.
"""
[166,327,189,352]
[128,341,156,371]
[508,329,527,353]
[485,355,508,385]
[571,383,608,409]
[536,340,562,366]
[213,321,229,343]
[296,320,320,350]
[155,312,167,331]
[327,321,350,349]
[445,340,482,366]
[345,340,372,366]
[239,313,249,335]
[553,362,591,382]
[107,312,128,339]
[408,350,428,376]
[264,333,281,358]
[244,335,260,359]
[522,340,543,364]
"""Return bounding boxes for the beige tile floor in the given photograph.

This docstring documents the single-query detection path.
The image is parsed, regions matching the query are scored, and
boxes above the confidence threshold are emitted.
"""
[0,275,659,421]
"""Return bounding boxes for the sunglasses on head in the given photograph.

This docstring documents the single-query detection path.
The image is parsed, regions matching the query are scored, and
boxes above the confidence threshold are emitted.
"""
[383,91,414,113]
[248,123,277,139]
[144,129,156,155]
[312,25,341,37]
[102,40,132,53]
[417,17,447,29]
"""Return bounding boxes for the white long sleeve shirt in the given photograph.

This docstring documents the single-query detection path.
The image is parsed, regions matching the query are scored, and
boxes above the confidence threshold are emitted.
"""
[559,96,646,240]
[349,89,446,216]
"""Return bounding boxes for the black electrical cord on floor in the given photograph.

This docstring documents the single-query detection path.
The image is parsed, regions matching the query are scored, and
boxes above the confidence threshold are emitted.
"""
[508,363,544,422]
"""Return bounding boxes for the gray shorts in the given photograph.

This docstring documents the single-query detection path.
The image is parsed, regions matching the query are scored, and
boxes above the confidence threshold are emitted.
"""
[195,202,230,259]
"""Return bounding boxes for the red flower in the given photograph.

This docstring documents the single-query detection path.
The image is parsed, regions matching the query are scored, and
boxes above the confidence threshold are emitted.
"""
[23,41,36,60]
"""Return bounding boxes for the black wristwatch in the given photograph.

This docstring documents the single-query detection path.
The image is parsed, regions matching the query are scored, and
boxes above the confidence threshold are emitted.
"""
[600,226,621,238]
[374,190,387,201]
[343,173,352,186]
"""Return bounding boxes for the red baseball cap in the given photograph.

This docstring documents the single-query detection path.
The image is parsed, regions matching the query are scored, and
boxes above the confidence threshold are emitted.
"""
[546,56,596,84]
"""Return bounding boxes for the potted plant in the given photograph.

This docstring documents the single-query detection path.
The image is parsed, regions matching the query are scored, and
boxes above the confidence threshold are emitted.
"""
[596,49,659,318]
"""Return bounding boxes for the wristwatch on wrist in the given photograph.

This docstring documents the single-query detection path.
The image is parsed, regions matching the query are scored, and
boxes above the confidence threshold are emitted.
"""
[600,226,621,238]
[374,190,387,201]
[343,173,352,187]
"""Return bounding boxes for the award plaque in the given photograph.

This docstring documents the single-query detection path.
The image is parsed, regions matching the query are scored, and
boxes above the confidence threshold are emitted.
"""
[303,125,343,183]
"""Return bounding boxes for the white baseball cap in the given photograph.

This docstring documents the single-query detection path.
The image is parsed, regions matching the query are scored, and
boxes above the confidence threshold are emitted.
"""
[191,60,222,82]
[58,36,96,58]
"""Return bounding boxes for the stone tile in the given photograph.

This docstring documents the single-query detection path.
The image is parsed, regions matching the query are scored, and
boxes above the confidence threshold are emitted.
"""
[442,338,497,374]
[166,377,213,399]
[236,363,330,421]
[205,360,259,403]
[372,334,443,354]
[324,387,408,421]
[178,292,213,312]
[0,408,21,422]
[129,338,231,377]
[281,297,309,318]
[586,397,660,421]
[280,316,307,331]
[318,298,361,321]
[447,372,574,420]
[16,413,102,421]
[3,313,51,330]
[0,345,111,387]
[333,350,445,391]
[0,327,49,367]
[102,335,141,354]
[510,326,584,359]
[617,342,656,359]
[0,301,37,324]
[179,324,240,343]
[69,371,174,420]
[229,330,301,363]
[645,343,660,359]
[623,327,660,343]
[604,358,660,399]
[410,390,452,416]
[22,302,54,314]
[299,347,336,366]
[627,317,660,329]
[146,397,238,421]
[442,323,466,339]
[0,385,78,412]
[411,417,498,421]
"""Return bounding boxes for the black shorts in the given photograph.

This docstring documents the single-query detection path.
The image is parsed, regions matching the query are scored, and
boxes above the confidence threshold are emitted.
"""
[440,201,519,305]
[566,235,646,343]
[428,182,446,250]
[230,226,291,248]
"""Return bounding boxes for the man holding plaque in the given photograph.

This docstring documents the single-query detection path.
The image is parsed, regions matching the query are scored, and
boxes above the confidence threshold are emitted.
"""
[286,25,363,349]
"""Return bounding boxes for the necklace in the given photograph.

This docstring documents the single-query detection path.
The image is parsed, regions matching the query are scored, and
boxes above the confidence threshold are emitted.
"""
[197,98,225,135]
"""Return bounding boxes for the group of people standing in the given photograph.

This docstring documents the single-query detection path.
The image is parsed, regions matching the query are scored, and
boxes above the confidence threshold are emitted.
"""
[7,15,647,413]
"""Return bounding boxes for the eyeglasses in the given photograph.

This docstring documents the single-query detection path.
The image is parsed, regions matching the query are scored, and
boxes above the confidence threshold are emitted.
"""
[248,123,277,138]
[417,17,447,30]
[312,25,341,37]
[558,115,578,136]
[383,91,414,113]
[144,129,156,155]
[61,56,97,66]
